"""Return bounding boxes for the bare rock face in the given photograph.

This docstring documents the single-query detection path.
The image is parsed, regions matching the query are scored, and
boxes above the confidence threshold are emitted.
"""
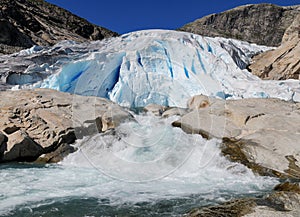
[188,198,257,217]
[35,143,76,163]
[4,130,43,162]
[0,89,133,163]
[173,95,300,179]
[188,183,300,217]
[0,0,118,54]
[143,104,187,118]
[249,14,300,80]
[0,132,8,158]
[101,105,135,131]
[161,107,188,118]
[187,95,211,110]
[188,199,257,217]
[178,4,300,47]
[143,104,167,116]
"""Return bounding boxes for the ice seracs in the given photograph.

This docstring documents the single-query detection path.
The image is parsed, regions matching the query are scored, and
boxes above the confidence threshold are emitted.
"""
[4,30,300,107]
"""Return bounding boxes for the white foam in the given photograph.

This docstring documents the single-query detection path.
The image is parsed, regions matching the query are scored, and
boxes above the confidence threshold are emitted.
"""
[0,114,277,215]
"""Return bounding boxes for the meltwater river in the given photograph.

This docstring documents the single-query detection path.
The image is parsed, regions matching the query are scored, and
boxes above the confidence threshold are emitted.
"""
[1,114,277,216]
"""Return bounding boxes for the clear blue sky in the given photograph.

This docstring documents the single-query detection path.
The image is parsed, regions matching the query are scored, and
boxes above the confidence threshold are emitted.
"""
[46,0,300,34]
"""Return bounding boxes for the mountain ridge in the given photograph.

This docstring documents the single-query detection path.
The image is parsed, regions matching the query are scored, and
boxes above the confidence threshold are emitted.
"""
[178,3,300,47]
[0,0,118,54]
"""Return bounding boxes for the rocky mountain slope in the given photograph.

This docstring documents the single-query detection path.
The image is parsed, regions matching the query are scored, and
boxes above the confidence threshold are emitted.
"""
[249,13,300,80]
[178,4,300,47]
[0,0,118,54]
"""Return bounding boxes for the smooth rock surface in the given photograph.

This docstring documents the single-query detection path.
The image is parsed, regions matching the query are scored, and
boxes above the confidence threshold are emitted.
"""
[249,14,300,80]
[173,95,300,178]
[0,88,133,162]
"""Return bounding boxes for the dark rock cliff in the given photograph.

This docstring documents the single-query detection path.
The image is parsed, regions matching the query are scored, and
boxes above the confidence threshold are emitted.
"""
[0,0,118,54]
[178,4,300,46]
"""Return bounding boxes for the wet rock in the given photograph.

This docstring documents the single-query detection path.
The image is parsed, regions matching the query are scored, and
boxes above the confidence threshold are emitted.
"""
[187,184,300,217]
[102,106,135,131]
[0,132,8,159]
[274,182,300,194]
[35,143,76,163]
[188,199,256,217]
[3,130,43,162]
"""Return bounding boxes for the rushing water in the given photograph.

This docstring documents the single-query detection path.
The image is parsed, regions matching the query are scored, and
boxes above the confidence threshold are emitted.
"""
[1,114,277,216]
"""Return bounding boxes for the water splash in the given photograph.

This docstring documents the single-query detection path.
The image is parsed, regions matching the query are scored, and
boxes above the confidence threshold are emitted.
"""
[0,114,278,216]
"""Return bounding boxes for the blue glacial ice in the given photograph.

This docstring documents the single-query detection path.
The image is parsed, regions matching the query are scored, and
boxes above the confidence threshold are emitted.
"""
[13,29,299,107]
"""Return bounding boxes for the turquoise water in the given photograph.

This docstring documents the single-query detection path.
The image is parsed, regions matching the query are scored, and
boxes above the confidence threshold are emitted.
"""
[1,115,278,216]
[4,192,269,217]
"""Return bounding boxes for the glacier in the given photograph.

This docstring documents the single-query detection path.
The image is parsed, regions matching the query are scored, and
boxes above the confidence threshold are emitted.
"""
[3,30,300,107]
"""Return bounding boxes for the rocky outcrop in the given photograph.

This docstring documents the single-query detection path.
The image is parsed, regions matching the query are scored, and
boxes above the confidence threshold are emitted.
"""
[0,89,133,163]
[173,95,300,179]
[161,107,188,118]
[143,103,188,118]
[188,198,257,217]
[188,183,300,217]
[0,0,118,54]
[143,104,167,116]
[248,14,300,80]
[0,132,8,158]
[178,4,300,47]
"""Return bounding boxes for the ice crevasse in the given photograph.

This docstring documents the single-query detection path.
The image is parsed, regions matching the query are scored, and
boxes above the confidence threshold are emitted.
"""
[34,30,300,107]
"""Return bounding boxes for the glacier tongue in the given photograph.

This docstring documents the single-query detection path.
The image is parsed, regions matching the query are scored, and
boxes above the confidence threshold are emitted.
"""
[6,30,300,107]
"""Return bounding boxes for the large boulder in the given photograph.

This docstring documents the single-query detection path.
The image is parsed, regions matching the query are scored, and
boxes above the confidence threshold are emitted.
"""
[0,89,134,163]
[3,130,43,162]
[173,95,300,178]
